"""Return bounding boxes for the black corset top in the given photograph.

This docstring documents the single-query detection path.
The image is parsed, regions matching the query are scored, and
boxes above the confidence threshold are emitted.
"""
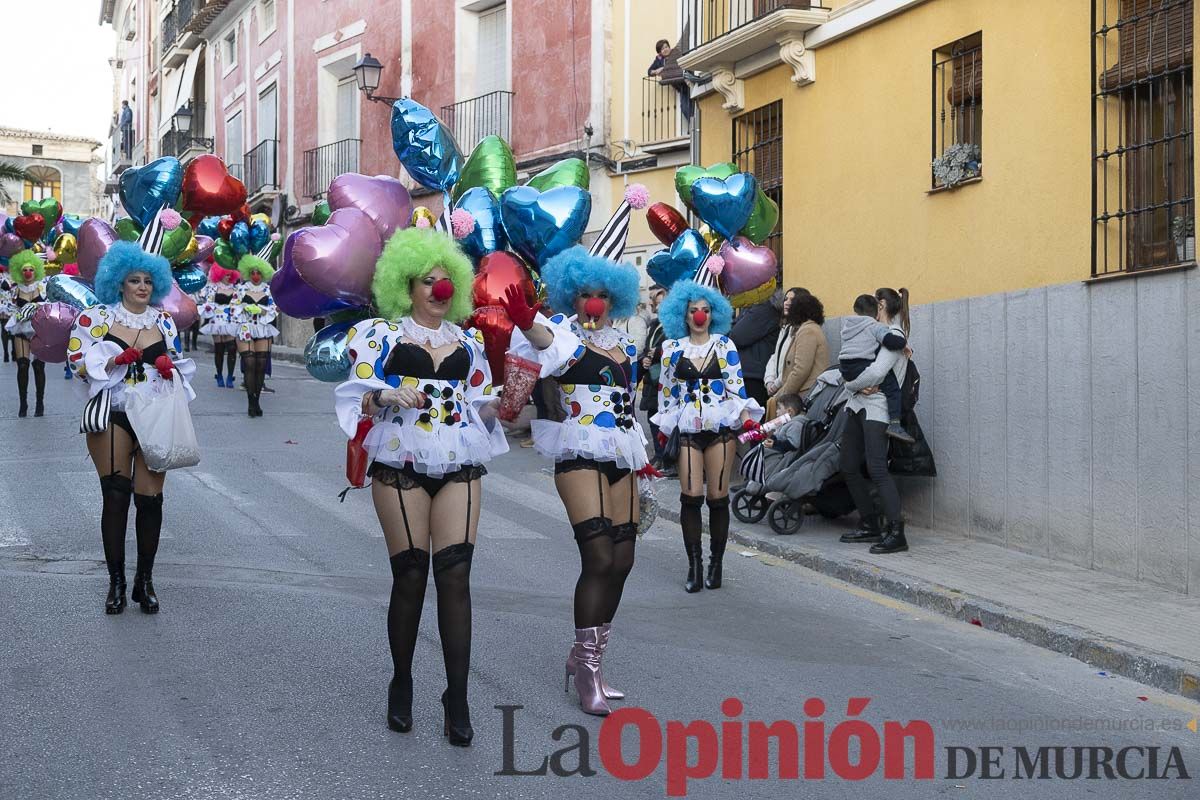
[558,346,631,388]
[384,342,470,380]
[675,353,722,381]
[105,332,168,365]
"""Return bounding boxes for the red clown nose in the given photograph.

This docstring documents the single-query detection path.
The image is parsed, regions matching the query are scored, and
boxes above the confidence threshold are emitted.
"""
[691,309,709,327]
[583,297,606,319]
[431,278,455,302]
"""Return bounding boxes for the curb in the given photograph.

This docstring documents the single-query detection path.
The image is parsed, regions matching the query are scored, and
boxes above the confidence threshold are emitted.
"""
[655,505,1200,701]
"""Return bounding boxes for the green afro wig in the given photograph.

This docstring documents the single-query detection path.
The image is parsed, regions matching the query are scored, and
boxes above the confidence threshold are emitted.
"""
[9,250,44,283]
[372,228,474,323]
[237,253,276,283]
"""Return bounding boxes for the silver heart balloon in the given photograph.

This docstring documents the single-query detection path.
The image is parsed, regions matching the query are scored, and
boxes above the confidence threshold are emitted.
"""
[46,274,99,310]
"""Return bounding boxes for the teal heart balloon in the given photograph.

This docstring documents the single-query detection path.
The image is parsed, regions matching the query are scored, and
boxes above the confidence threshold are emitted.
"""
[119,157,184,228]
[499,186,592,267]
[249,220,271,252]
[60,214,84,238]
[173,264,208,295]
[647,229,709,289]
[456,186,506,263]
[690,173,758,242]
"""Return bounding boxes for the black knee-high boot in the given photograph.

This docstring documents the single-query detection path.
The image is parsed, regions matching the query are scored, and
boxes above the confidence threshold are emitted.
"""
[1,327,11,362]
[226,344,237,387]
[214,341,226,383]
[31,359,45,417]
[705,496,730,589]
[100,475,133,614]
[433,543,475,746]
[386,548,430,732]
[131,493,163,613]
[680,494,705,593]
[15,357,29,417]
[251,351,266,415]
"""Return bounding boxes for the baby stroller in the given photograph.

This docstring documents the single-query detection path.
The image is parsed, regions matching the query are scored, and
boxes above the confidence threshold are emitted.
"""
[732,369,855,534]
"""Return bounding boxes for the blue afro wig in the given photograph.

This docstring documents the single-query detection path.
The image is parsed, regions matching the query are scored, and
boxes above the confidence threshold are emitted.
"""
[95,241,174,305]
[659,279,734,340]
[541,246,641,320]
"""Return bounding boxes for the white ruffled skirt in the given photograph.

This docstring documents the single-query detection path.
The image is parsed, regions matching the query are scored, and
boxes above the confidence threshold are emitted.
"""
[365,415,509,479]
[531,419,650,471]
[5,315,33,337]
[239,322,280,341]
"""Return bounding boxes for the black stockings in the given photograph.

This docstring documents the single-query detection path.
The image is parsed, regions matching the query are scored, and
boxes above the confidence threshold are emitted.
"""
[100,475,133,572]
[433,543,474,721]
[133,493,163,575]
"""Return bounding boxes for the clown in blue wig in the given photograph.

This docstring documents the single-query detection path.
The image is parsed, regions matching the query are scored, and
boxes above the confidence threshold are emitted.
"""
[94,241,174,306]
[541,246,641,323]
[658,279,733,341]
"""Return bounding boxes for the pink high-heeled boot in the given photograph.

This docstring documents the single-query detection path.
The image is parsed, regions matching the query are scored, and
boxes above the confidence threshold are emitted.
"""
[565,623,624,700]
[564,626,611,716]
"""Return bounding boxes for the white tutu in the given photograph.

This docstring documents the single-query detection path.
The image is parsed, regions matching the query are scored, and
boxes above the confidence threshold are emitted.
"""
[532,419,649,471]
[200,319,240,337]
[239,322,280,341]
[5,315,33,337]
[365,411,508,478]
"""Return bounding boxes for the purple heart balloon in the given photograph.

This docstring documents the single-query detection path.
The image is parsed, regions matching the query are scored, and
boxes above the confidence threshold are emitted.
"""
[159,283,199,330]
[718,236,777,296]
[272,231,358,318]
[193,234,216,263]
[289,208,382,306]
[31,301,80,363]
[76,218,120,281]
[0,232,21,258]
[328,173,413,243]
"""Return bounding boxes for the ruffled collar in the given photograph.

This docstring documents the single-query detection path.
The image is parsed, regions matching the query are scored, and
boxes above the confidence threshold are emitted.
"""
[680,336,717,359]
[111,302,160,330]
[400,316,461,347]
[574,322,624,351]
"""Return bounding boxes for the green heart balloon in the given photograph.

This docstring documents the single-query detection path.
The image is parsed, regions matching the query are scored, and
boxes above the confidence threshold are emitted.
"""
[311,200,332,226]
[674,162,738,209]
[676,162,778,243]
[159,220,194,262]
[213,239,238,269]
[740,191,779,245]
[525,158,590,192]
[452,135,517,204]
[115,217,142,242]
[21,198,62,236]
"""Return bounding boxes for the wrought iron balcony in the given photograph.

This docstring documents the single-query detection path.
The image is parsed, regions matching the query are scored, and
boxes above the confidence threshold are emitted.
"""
[683,0,818,51]
[440,91,513,153]
[227,163,244,182]
[642,77,691,147]
[303,138,361,198]
[109,126,135,175]
[160,102,212,161]
[161,0,199,68]
[244,139,279,198]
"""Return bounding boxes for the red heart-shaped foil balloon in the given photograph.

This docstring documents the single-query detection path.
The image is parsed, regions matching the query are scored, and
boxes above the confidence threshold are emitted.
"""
[182,154,248,217]
[217,217,235,240]
[472,251,536,308]
[646,202,689,247]
[470,305,515,383]
[14,214,45,243]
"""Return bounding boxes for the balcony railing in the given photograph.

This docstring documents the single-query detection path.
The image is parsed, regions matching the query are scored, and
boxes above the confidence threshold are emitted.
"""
[161,0,197,58]
[303,138,361,198]
[683,0,817,51]
[441,91,513,153]
[244,139,279,197]
[160,102,212,160]
[110,125,135,172]
[227,163,244,181]
[642,77,691,146]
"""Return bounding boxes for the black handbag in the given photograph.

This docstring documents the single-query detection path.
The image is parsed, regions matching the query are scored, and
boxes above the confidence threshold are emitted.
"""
[663,427,681,461]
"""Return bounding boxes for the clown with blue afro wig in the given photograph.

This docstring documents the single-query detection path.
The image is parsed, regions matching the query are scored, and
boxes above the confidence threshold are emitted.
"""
[95,241,174,306]
[658,279,733,341]
[541,246,641,323]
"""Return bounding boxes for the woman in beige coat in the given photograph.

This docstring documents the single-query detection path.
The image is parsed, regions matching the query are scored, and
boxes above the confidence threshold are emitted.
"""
[766,291,828,416]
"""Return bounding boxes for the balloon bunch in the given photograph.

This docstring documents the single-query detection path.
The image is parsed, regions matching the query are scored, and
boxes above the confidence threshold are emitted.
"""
[26,153,250,361]
[0,203,88,275]
[646,162,780,308]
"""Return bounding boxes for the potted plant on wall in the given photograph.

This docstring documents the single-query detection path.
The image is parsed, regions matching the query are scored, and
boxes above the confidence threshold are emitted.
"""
[1171,214,1195,263]
[931,142,982,189]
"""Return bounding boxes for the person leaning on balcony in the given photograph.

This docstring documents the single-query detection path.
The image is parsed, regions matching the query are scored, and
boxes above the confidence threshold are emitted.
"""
[647,39,693,121]
[648,39,672,76]
[766,289,828,417]
[119,101,133,154]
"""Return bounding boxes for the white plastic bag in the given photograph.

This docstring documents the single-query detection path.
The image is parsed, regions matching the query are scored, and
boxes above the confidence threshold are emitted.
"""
[125,374,201,471]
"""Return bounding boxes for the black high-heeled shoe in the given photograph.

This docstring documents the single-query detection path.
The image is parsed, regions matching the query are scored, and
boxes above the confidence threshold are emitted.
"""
[130,571,159,614]
[387,677,413,732]
[105,563,126,615]
[441,690,473,747]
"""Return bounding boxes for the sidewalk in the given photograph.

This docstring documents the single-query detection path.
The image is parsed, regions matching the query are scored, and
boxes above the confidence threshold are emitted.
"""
[652,479,1200,701]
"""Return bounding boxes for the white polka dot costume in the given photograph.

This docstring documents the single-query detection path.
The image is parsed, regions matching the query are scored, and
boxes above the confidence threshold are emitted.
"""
[652,335,764,436]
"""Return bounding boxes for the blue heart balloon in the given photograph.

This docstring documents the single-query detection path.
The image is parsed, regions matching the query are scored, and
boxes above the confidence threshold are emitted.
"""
[647,229,710,289]
[304,320,356,382]
[390,98,462,193]
[249,220,271,252]
[690,172,758,242]
[456,186,506,264]
[500,185,592,267]
[45,274,99,310]
[118,157,184,228]
[230,221,251,255]
[173,264,208,295]
[196,215,222,239]
[60,215,84,237]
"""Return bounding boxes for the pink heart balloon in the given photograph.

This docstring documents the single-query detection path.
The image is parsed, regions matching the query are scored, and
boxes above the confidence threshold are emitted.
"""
[193,234,216,263]
[160,283,199,330]
[0,232,23,258]
[328,173,413,243]
[76,218,120,281]
[31,301,80,363]
[290,207,383,306]
[718,235,777,296]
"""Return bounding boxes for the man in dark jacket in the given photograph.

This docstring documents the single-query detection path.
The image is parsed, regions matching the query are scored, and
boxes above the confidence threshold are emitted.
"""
[729,293,782,406]
[639,285,670,470]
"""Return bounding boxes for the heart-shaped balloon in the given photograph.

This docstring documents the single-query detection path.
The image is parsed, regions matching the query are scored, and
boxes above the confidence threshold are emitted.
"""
[452,135,517,203]
[740,192,779,245]
[14,214,44,243]
[249,220,271,252]
[0,232,22,258]
[216,217,235,240]
[119,157,184,227]
[328,173,413,242]
[455,186,507,263]
[60,214,84,238]
[472,251,536,308]
[718,235,777,296]
[288,207,382,306]
[729,276,778,309]
[31,302,80,363]
[690,173,758,242]
[160,283,199,330]
[193,235,216,263]
[272,234,358,318]
[115,218,142,241]
[469,305,515,384]
[647,229,709,289]
[526,158,590,192]
[303,320,356,382]
[230,221,251,255]
[500,186,591,267]
[22,199,61,235]
[52,233,78,265]
[390,98,463,192]
[196,215,222,239]
[182,154,247,217]
[213,239,238,268]
[675,162,738,209]
[75,219,119,280]
[173,263,208,294]
[159,220,194,262]
[646,202,689,247]
[311,201,332,226]
[46,274,99,309]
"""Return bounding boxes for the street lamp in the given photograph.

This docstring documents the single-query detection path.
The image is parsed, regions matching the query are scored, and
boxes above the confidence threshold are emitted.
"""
[353,53,398,105]
[174,104,193,134]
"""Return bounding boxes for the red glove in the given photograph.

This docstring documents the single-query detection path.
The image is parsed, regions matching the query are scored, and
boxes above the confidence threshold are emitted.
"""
[154,354,175,380]
[113,347,142,366]
[742,419,761,432]
[501,284,542,331]
[656,431,668,448]
[636,464,664,479]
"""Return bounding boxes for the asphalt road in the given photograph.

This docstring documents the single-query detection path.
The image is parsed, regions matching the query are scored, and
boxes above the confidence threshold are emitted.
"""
[0,349,1196,799]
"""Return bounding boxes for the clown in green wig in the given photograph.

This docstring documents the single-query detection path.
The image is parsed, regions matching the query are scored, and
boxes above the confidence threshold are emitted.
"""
[237,253,276,284]
[372,228,474,323]
[8,250,45,285]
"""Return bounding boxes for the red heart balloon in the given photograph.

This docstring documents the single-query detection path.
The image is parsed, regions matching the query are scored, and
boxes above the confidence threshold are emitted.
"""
[233,204,251,223]
[646,202,689,247]
[182,154,248,217]
[217,217,235,240]
[14,214,45,243]
[470,305,515,383]
[472,251,536,308]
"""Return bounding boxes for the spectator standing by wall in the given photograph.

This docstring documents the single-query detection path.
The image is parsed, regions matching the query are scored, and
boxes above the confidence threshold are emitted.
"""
[728,291,782,407]
[639,285,670,470]
[768,290,829,415]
